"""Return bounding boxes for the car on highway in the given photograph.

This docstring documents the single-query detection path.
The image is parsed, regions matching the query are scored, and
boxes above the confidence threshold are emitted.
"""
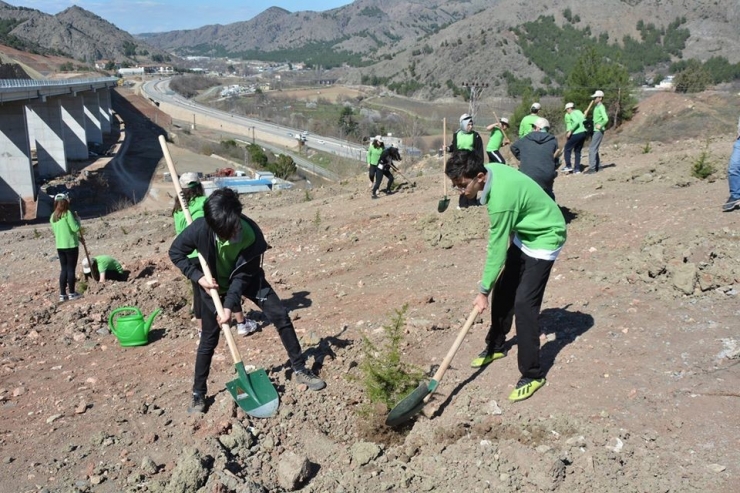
[317,140,325,144]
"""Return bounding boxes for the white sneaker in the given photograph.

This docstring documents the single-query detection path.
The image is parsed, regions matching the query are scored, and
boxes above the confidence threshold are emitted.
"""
[237,320,258,336]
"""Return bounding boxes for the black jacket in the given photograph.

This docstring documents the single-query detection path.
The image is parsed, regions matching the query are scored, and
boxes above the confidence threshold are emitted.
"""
[169,215,269,312]
[449,130,485,163]
[510,131,559,191]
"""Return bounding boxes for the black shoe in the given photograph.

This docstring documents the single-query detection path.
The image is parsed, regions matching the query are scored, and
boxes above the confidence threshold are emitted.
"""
[188,393,206,414]
[582,168,597,175]
[371,194,378,199]
[722,198,740,212]
[385,188,394,195]
[294,368,326,391]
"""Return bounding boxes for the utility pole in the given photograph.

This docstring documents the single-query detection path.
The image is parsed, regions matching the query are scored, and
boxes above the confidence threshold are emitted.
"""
[460,81,489,122]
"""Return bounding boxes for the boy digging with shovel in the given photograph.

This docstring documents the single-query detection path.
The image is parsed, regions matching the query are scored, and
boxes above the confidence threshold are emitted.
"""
[169,188,325,414]
[445,150,566,402]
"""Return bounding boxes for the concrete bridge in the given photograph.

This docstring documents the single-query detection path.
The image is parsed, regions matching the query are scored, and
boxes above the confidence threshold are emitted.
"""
[0,77,119,205]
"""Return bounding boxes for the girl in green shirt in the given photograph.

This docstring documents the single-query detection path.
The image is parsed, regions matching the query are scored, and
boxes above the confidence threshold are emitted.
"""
[50,193,81,302]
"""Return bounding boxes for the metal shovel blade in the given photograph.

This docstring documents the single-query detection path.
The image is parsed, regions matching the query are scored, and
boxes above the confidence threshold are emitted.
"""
[437,196,450,213]
[225,363,279,418]
[386,379,439,427]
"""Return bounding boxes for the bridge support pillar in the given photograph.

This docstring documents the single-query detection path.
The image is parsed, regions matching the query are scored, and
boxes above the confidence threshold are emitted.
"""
[83,91,102,145]
[27,100,67,178]
[60,95,88,160]
[0,101,35,201]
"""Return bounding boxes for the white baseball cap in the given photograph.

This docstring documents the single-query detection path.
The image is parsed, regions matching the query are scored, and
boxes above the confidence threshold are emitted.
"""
[374,135,383,142]
[178,172,200,188]
[82,257,91,274]
[565,102,575,110]
[459,113,473,123]
[591,90,604,98]
[531,102,541,111]
[535,117,550,129]
[500,117,509,125]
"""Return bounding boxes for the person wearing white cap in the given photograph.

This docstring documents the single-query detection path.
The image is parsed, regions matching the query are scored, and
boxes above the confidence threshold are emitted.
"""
[519,102,542,138]
[50,192,82,302]
[585,90,608,174]
[510,117,559,200]
[367,135,385,196]
[447,113,484,208]
[563,102,587,174]
[172,172,254,337]
[485,117,511,164]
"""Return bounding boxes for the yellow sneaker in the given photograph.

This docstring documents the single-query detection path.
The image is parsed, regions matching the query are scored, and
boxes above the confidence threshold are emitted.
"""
[470,349,506,368]
[509,377,546,402]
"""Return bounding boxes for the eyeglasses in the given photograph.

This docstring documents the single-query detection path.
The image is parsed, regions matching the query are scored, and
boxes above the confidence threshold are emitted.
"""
[452,179,476,193]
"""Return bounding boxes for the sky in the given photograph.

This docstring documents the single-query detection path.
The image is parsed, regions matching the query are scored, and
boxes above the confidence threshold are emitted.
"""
[18,0,354,34]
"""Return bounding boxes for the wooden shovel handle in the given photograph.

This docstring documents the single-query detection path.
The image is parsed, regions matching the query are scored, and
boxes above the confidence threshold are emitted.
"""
[430,306,480,383]
[159,135,243,366]
[583,99,595,117]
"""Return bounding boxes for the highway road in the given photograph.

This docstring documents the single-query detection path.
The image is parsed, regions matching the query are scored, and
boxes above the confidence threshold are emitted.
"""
[141,79,368,168]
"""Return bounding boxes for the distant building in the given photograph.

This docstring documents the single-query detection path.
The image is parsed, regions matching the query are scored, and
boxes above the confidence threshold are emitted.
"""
[118,67,145,76]
[656,75,675,90]
[95,60,112,70]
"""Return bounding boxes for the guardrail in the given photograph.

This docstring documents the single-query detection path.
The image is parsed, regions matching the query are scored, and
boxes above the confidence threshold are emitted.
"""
[0,77,118,88]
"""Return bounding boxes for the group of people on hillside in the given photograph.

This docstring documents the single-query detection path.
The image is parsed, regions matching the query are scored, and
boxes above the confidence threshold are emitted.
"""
[447,89,609,207]
[49,88,740,418]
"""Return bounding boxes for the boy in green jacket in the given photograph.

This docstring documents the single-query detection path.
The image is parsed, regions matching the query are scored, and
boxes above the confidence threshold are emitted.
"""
[445,150,567,402]
[586,90,608,174]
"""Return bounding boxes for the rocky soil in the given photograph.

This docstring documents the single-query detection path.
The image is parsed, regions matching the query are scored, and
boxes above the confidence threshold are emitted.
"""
[0,90,738,493]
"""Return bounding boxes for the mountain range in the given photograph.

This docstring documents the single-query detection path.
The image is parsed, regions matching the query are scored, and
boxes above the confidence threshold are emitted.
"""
[1,0,739,98]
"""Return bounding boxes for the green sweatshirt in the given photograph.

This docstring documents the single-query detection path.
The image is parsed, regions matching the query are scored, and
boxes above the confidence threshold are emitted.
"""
[367,145,383,166]
[519,114,539,138]
[486,128,505,152]
[95,255,123,274]
[50,211,80,249]
[565,109,586,135]
[174,196,207,260]
[478,163,567,293]
[592,103,608,132]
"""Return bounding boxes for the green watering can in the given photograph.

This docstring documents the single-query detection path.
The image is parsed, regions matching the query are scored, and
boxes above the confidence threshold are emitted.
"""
[108,307,162,347]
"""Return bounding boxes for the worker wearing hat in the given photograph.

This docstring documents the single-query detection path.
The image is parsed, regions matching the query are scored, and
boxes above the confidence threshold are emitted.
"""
[485,117,511,164]
[563,102,587,174]
[447,114,484,208]
[519,102,542,138]
[510,117,559,200]
[585,90,608,174]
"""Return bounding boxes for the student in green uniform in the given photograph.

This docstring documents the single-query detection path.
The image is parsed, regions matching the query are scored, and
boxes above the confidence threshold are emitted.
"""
[84,255,125,283]
[169,188,325,414]
[519,103,542,138]
[586,90,608,174]
[173,173,254,337]
[485,117,510,164]
[367,136,385,197]
[448,113,484,208]
[445,150,567,402]
[50,192,82,302]
[563,102,587,174]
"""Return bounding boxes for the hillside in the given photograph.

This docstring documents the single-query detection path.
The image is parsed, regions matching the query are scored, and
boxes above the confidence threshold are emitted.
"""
[0,1,175,66]
[0,89,738,492]
[140,0,740,98]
